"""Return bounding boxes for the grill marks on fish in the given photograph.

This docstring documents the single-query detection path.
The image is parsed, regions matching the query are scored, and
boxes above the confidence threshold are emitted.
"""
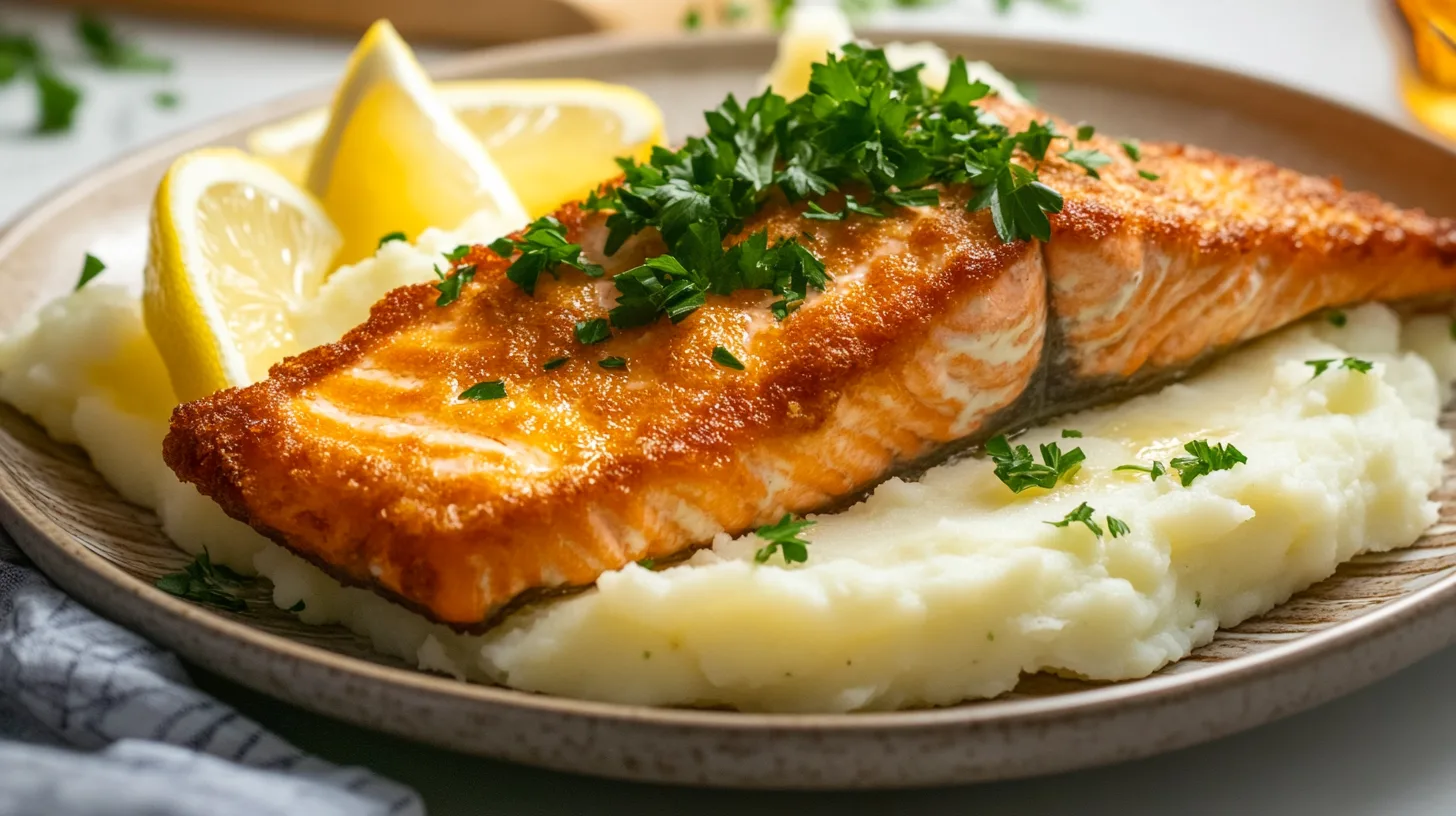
[164,100,1456,629]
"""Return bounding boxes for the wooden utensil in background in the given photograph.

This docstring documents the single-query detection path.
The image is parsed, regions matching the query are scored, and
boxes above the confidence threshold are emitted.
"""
[26,0,774,42]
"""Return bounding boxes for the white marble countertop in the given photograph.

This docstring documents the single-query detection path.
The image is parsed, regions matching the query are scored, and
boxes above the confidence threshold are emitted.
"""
[4,0,1455,813]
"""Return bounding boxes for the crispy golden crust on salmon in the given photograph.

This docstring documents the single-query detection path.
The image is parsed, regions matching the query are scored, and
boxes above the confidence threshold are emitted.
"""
[163,100,1456,628]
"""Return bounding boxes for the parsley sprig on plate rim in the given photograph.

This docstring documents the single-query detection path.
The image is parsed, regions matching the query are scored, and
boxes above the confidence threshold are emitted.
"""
[482,45,1071,331]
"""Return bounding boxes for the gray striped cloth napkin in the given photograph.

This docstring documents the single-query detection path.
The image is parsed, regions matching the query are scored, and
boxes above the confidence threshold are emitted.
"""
[0,530,425,816]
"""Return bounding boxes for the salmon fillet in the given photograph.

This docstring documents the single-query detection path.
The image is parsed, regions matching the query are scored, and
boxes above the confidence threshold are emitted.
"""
[163,97,1456,628]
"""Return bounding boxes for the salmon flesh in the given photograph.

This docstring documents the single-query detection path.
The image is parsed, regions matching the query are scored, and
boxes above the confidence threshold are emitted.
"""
[163,98,1456,628]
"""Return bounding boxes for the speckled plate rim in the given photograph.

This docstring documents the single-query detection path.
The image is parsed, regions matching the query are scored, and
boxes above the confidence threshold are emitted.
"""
[5,28,1456,789]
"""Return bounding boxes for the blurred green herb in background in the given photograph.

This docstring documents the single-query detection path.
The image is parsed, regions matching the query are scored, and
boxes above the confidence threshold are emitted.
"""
[75,11,172,71]
[0,13,173,135]
[685,0,1078,30]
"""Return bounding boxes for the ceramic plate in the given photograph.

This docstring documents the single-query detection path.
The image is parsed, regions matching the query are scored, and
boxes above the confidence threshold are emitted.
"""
[4,30,1456,790]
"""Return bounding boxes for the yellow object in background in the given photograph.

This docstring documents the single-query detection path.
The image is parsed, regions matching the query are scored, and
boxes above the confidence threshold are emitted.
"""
[1397,0,1456,141]
[249,79,665,219]
[305,20,527,265]
[761,2,855,98]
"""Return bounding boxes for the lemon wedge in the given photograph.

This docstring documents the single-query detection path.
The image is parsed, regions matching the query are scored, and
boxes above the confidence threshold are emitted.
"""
[762,2,855,99]
[143,148,342,402]
[249,78,663,219]
[443,80,663,215]
[306,20,527,265]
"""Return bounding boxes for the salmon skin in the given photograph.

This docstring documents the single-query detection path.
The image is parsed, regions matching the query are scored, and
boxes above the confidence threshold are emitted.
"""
[164,97,1456,629]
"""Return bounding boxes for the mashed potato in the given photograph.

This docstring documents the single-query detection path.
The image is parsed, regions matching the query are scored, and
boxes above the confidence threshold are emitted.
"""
[4,229,1453,714]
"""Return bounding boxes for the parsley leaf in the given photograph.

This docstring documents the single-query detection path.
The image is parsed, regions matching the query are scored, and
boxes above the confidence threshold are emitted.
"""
[985,434,1084,493]
[682,7,703,29]
[885,188,941,208]
[1114,460,1167,482]
[75,253,105,290]
[711,345,745,370]
[542,357,569,370]
[1075,123,1095,141]
[153,90,180,109]
[1045,502,1102,536]
[1168,440,1247,486]
[1326,310,1347,328]
[0,29,84,134]
[1061,148,1112,178]
[575,317,612,345]
[434,265,476,307]
[599,356,627,369]
[1137,169,1160,181]
[492,216,604,297]
[444,244,471,263]
[155,549,251,612]
[459,381,506,401]
[377,231,407,248]
[34,70,81,134]
[1120,140,1142,161]
[75,13,171,72]
[1061,429,1082,438]
[1306,357,1373,378]
[1107,516,1131,538]
[753,514,815,564]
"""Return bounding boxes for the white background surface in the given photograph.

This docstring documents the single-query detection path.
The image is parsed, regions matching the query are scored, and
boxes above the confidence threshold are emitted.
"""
[2,0,1455,813]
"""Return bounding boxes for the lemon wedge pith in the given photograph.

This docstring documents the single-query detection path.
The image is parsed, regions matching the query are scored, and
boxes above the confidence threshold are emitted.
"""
[306,20,527,264]
[144,148,342,403]
[248,79,664,219]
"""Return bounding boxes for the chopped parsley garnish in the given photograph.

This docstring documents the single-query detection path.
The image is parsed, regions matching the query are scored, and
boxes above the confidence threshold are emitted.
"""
[434,265,476,306]
[1138,169,1160,181]
[1120,140,1143,161]
[155,550,251,612]
[153,90,179,109]
[75,253,105,290]
[1107,516,1131,538]
[1061,148,1112,179]
[580,45,1070,330]
[459,380,507,401]
[805,194,887,221]
[985,434,1084,493]
[599,356,627,369]
[1169,440,1246,486]
[377,231,407,248]
[1061,429,1082,438]
[489,215,603,297]
[444,244,471,263]
[75,13,172,71]
[995,0,1081,12]
[1326,309,1348,328]
[682,6,703,29]
[1114,460,1167,482]
[0,25,85,133]
[1306,357,1373,377]
[0,32,38,86]
[575,317,612,345]
[711,345,745,370]
[543,357,569,371]
[753,514,815,564]
[637,557,657,569]
[1075,123,1095,141]
[34,70,81,134]
[1045,502,1102,536]
[1450,318,1456,341]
